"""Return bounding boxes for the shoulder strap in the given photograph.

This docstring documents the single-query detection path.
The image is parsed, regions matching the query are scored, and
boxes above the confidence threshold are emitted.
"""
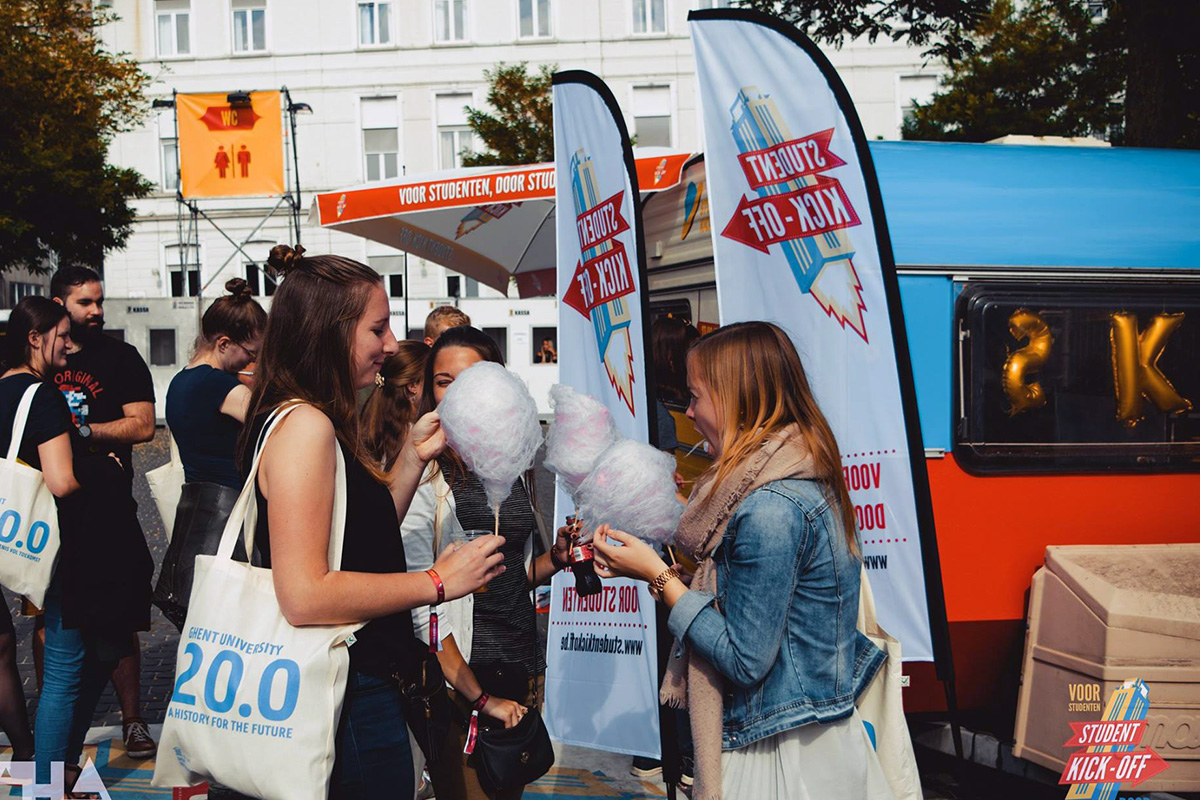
[431,464,452,556]
[168,431,181,467]
[7,383,43,463]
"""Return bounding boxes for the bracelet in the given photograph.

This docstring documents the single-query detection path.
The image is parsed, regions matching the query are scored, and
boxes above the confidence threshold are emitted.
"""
[471,691,490,712]
[425,569,445,605]
[648,566,680,601]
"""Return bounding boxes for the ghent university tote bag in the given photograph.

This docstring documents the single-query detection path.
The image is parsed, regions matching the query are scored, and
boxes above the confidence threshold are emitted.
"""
[154,403,361,800]
[0,384,62,608]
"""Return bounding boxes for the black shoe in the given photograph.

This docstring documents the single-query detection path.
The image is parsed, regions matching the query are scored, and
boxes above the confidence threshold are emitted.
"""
[631,756,662,778]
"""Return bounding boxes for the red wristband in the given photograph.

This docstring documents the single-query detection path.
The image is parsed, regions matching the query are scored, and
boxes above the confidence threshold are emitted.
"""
[472,692,490,712]
[426,569,445,605]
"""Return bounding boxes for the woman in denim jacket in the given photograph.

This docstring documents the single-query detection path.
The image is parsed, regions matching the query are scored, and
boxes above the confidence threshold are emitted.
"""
[594,321,892,800]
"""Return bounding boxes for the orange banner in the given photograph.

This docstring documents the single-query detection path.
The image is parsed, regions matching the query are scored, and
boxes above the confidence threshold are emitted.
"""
[177,91,284,199]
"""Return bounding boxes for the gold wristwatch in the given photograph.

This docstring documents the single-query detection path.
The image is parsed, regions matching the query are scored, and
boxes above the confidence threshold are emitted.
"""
[649,566,680,601]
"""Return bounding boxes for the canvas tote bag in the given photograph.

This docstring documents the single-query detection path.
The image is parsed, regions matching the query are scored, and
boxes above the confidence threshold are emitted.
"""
[0,384,62,608]
[146,432,184,541]
[153,403,362,800]
[856,567,923,800]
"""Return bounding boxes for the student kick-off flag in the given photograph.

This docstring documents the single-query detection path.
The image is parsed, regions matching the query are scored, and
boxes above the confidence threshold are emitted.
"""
[545,71,660,758]
[689,8,946,662]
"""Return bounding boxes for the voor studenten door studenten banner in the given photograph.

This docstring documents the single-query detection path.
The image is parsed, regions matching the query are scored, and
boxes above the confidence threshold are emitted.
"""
[545,71,660,759]
[690,9,939,661]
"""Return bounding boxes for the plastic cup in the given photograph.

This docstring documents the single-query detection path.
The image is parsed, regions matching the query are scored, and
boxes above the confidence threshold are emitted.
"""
[446,529,495,593]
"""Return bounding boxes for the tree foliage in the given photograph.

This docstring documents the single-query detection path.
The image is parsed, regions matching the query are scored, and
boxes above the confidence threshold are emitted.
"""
[738,0,989,62]
[0,0,151,273]
[901,0,1123,143]
[463,62,555,167]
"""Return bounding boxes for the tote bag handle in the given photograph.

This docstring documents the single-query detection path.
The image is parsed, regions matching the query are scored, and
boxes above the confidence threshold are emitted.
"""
[216,403,348,570]
[6,384,42,463]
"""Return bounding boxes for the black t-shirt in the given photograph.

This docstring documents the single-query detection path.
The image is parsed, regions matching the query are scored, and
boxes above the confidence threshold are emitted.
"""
[0,374,72,471]
[166,365,243,488]
[53,333,155,478]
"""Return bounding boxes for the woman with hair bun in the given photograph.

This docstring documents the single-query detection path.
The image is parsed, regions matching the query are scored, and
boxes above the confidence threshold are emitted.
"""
[156,278,268,629]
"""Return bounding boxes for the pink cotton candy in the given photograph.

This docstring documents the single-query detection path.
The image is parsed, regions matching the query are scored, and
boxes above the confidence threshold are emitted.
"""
[544,384,620,503]
[438,361,542,509]
[577,440,683,545]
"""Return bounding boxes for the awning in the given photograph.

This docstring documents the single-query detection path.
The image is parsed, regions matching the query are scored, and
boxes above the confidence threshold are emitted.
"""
[309,151,692,295]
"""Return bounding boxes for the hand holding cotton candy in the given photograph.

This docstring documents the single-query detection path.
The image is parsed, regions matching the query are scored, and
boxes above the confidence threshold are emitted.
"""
[544,384,620,502]
[438,361,543,512]
[577,440,684,545]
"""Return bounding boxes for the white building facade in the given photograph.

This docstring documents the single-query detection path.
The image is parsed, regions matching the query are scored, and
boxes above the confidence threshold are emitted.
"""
[94,0,940,405]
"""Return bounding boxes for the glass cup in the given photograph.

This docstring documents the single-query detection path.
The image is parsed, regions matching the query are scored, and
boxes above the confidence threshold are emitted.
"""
[444,529,495,593]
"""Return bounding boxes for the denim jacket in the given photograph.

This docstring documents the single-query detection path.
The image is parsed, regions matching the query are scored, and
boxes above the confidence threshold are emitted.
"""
[668,479,886,750]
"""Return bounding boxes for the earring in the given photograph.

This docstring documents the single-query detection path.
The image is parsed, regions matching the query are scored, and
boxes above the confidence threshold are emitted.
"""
[375,373,385,388]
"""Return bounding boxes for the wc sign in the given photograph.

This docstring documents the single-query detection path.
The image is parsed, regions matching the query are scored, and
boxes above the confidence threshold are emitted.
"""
[0,758,112,799]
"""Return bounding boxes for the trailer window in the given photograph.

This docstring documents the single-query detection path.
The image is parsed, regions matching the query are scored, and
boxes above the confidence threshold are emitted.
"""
[955,282,1200,473]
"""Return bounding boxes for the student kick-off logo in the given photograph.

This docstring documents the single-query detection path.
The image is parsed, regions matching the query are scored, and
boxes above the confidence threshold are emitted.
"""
[0,759,112,798]
[722,87,869,343]
[561,148,638,416]
[1060,679,1170,799]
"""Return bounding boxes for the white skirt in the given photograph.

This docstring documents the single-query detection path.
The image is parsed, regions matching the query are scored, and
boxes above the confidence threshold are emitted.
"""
[721,709,897,800]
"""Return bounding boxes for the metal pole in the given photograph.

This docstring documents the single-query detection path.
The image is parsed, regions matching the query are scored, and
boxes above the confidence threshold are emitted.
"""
[284,86,304,244]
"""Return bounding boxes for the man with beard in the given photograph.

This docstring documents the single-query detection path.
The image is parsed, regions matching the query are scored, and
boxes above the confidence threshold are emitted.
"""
[47,265,157,759]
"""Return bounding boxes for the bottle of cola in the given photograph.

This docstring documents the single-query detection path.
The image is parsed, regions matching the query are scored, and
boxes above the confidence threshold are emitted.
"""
[567,517,603,597]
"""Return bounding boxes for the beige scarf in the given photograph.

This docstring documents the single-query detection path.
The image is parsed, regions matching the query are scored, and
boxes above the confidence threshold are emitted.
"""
[661,425,817,800]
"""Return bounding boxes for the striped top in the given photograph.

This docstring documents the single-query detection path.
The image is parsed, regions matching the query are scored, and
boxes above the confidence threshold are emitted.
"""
[442,457,544,675]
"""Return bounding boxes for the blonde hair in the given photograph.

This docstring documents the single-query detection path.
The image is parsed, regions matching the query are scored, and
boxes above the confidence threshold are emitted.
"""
[423,306,471,341]
[688,321,858,556]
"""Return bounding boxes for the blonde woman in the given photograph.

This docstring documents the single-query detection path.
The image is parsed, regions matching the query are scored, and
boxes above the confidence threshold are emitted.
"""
[594,321,893,800]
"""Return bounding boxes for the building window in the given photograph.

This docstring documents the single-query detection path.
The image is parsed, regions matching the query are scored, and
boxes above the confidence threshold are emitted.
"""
[519,0,550,38]
[633,86,672,147]
[388,274,405,298]
[436,93,475,169]
[232,0,266,53]
[482,327,508,363]
[362,97,400,182]
[149,329,177,367]
[446,275,460,298]
[358,1,393,46]
[897,74,940,131]
[160,134,178,191]
[8,282,43,308]
[695,0,730,7]
[532,326,557,363]
[165,244,201,298]
[245,263,276,296]
[434,0,466,42]
[156,0,191,56]
[367,255,405,297]
[632,0,665,34]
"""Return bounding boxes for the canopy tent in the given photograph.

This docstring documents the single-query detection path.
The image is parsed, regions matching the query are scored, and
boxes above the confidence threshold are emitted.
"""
[310,152,692,295]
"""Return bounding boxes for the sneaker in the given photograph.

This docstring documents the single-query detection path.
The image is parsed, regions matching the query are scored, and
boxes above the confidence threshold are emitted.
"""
[123,717,157,759]
[416,769,436,800]
[630,756,662,778]
[680,755,694,788]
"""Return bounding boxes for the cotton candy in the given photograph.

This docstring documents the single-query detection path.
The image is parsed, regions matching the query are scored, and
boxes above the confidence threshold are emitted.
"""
[544,384,620,503]
[576,440,684,545]
[438,361,543,510]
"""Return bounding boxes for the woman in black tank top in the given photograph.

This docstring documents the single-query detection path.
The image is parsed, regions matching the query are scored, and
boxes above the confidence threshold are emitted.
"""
[227,246,505,800]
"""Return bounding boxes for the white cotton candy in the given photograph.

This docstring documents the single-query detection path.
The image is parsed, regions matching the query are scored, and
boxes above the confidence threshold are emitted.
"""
[438,361,543,510]
[576,440,684,545]
[544,384,620,503]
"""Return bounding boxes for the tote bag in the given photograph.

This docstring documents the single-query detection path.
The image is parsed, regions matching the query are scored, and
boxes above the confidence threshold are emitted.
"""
[146,432,184,542]
[856,567,922,800]
[0,384,62,608]
[153,404,362,800]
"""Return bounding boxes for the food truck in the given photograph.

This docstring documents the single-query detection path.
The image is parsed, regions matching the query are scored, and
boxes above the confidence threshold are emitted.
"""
[641,141,1200,733]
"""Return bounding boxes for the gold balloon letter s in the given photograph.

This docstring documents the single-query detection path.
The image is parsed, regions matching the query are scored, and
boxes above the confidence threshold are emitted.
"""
[1003,310,1053,415]
[1110,312,1193,426]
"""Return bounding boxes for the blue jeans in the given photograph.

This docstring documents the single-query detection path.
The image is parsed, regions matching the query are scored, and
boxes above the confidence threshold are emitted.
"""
[34,578,111,783]
[330,670,415,800]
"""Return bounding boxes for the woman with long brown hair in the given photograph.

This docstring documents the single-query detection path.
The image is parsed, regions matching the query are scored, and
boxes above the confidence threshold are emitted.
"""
[363,339,430,468]
[594,321,892,800]
[234,246,504,800]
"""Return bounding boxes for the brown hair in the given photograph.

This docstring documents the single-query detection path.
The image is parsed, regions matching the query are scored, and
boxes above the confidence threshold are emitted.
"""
[238,244,386,480]
[423,305,471,341]
[199,278,267,350]
[3,296,69,377]
[651,315,700,405]
[688,321,858,556]
[363,340,430,468]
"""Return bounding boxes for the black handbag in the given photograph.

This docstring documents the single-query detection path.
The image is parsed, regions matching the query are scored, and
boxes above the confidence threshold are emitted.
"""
[152,482,241,631]
[394,646,453,766]
[470,705,555,792]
